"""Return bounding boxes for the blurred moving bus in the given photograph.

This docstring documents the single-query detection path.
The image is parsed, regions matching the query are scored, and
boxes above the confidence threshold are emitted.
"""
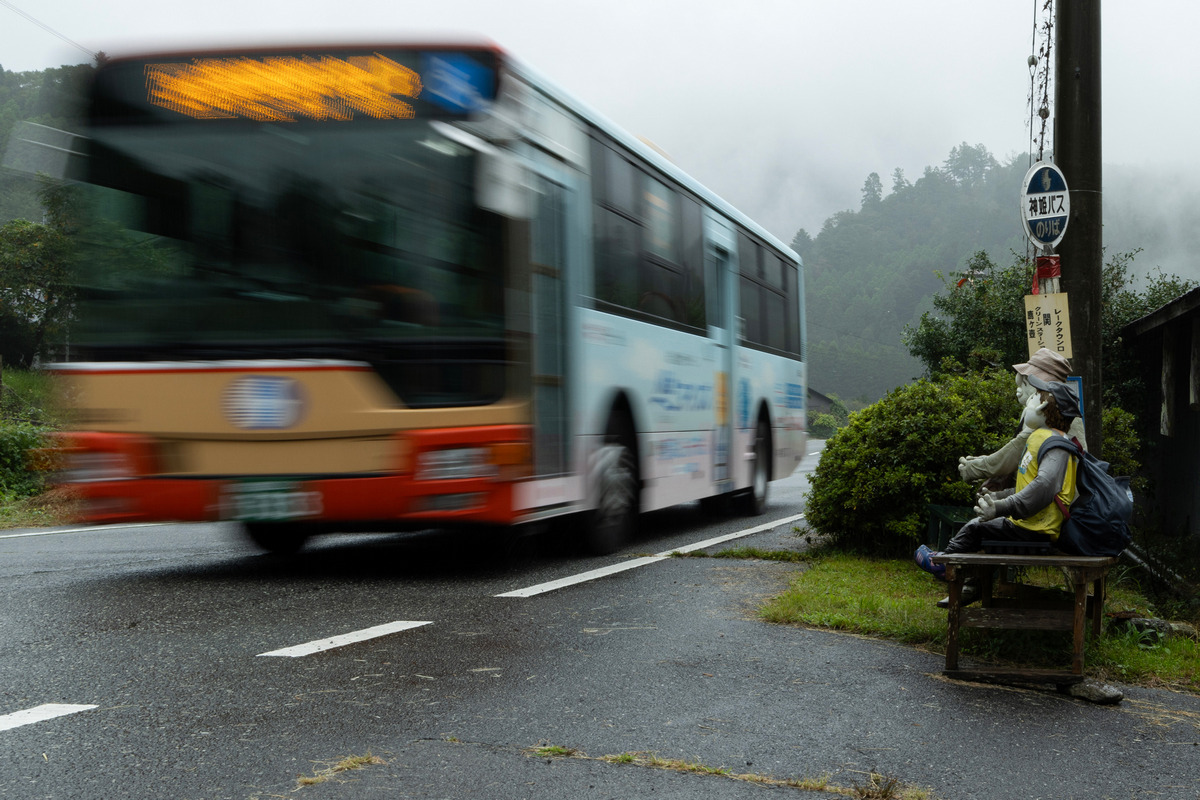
[54,41,807,554]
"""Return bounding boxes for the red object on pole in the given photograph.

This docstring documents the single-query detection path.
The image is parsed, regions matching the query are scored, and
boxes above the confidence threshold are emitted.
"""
[1031,254,1062,294]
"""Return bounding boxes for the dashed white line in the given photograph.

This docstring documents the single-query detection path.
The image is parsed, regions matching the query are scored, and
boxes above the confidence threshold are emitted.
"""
[0,703,98,732]
[496,512,806,598]
[495,556,667,598]
[659,512,806,555]
[257,620,432,657]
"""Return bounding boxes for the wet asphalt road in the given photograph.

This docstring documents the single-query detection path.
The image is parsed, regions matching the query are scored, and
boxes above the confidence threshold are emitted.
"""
[2,445,1199,800]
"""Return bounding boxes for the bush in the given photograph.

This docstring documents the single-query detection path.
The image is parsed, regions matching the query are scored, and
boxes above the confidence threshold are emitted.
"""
[809,412,840,439]
[0,421,45,499]
[0,367,60,426]
[1100,405,1141,484]
[805,370,1020,555]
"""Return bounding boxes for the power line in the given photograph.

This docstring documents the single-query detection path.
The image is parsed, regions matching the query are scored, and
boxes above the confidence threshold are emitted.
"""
[0,0,96,61]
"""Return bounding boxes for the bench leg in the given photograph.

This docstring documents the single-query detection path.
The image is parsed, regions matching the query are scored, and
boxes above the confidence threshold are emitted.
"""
[1091,576,1106,638]
[1072,579,1087,675]
[945,566,961,671]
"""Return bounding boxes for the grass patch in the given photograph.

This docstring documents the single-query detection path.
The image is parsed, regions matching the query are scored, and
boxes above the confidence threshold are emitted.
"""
[1090,625,1200,688]
[761,552,947,644]
[0,367,64,427]
[530,744,578,758]
[673,546,812,563]
[295,752,385,788]
[760,551,1200,691]
[0,485,78,529]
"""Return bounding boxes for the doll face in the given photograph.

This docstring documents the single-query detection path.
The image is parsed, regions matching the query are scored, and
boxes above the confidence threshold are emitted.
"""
[1016,374,1035,405]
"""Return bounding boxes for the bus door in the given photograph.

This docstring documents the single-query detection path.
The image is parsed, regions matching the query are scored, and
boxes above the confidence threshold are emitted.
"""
[707,244,735,493]
[529,174,570,477]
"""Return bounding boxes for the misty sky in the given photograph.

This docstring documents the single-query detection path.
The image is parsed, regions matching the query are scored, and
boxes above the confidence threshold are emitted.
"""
[2,1,1198,248]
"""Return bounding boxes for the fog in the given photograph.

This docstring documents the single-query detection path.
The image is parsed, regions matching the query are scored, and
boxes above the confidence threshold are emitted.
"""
[3,0,1199,273]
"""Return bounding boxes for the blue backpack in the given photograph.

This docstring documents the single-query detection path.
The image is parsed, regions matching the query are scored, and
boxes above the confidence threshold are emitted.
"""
[1037,434,1133,557]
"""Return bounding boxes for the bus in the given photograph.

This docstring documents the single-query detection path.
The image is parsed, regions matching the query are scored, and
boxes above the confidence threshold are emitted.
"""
[51,40,807,555]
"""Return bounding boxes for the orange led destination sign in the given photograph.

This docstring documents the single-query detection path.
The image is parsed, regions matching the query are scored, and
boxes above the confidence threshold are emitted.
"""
[145,54,423,122]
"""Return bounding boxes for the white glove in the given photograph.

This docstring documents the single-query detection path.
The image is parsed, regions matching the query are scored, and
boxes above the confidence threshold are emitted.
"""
[1021,396,1050,433]
[974,493,999,521]
[957,455,980,481]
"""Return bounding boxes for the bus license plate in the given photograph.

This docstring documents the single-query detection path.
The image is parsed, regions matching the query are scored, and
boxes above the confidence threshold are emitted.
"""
[222,481,322,522]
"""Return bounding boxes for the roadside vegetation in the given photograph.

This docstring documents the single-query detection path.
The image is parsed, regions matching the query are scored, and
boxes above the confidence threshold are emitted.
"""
[804,244,1198,629]
[685,545,1200,693]
[0,366,74,528]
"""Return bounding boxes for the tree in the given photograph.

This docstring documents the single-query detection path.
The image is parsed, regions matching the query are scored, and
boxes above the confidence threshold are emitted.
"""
[901,251,1031,374]
[901,248,1197,416]
[891,167,910,193]
[789,228,813,262]
[943,142,997,187]
[861,172,882,209]
[0,218,73,364]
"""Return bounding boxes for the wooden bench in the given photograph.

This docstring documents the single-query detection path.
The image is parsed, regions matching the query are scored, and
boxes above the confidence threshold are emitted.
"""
[931,552,1118,685]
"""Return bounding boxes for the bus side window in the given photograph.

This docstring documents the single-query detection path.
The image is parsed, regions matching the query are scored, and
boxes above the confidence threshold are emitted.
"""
[681,197,705,328]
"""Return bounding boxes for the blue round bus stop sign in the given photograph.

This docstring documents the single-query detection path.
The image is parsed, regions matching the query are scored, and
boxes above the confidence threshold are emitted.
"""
[1021,162,1070,250]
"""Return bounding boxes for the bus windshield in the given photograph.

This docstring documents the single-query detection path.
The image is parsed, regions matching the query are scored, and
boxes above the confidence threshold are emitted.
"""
[72,118,507,407]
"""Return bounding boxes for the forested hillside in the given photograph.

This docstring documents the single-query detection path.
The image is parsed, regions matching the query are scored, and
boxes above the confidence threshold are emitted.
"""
[794,144,1030,403]
[794,144,1200,404]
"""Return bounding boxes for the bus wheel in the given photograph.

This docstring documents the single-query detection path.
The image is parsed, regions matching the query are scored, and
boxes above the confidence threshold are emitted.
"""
[583,443,638,555]
[735,418,770,516]
[243,522,310,555]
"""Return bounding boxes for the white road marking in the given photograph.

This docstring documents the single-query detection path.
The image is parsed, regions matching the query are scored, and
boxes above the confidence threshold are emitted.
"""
[495,556,667,598]
[496,512,806,598]
[0,523,160,540]
[257,620,432,658]
[660,513,806,554]
[0,703,97,732]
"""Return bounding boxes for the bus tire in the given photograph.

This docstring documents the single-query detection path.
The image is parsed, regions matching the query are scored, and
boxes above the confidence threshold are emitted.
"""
[243,522,310,555]
[583,442,638,555]
[735,417,770,516]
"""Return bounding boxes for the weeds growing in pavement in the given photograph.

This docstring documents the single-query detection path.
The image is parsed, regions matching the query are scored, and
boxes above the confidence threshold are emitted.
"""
[535,743,935,797]
[295,752,385,788]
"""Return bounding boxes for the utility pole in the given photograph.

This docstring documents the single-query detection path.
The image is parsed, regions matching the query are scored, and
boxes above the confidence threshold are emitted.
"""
[1054,0,1103,455]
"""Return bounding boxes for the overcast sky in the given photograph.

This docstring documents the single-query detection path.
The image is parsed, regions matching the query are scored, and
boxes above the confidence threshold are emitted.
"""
[2,1,1197,245]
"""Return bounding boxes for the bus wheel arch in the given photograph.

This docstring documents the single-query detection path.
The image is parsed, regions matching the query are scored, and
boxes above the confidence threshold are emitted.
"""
[735,405,772,516]
[582,395,641,555]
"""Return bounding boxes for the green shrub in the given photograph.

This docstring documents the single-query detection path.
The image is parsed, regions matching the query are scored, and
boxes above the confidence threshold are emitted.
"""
[805,370,1020,555]
[1100,405,1140,481]
[0,421,45,499]
[0,368,59,426]
[809,412,840,439]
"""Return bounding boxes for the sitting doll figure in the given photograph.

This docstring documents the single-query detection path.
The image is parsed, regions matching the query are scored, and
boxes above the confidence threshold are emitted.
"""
[958,348,1086,485]
[916,374,1083,586]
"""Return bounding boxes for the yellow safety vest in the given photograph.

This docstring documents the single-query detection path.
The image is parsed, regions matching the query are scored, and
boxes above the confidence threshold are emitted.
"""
[1011,427,1078,538]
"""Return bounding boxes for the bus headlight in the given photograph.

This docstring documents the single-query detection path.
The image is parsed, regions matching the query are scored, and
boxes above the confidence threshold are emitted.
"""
[415,447,497,481]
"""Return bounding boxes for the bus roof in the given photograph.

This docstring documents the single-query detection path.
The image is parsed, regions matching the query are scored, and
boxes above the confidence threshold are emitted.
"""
[95,37,797,263]
[498,51,799,263]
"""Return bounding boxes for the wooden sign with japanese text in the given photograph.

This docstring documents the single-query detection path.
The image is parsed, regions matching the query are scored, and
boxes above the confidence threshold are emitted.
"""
[1024,293,1073,359]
